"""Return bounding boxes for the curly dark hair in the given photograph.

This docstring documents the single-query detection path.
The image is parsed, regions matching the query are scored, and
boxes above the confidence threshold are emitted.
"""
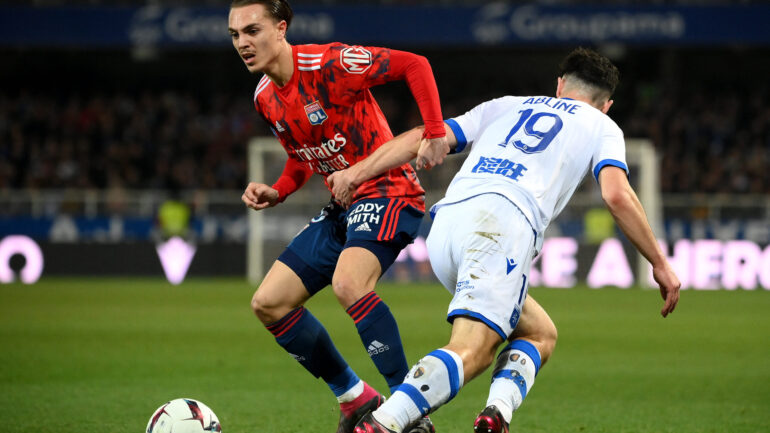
[230,0,293,28]
[558,47,619,96]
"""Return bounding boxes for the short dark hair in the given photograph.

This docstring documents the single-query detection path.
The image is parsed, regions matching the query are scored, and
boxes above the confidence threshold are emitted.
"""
[558,47,619,96]
[230,0,293,29]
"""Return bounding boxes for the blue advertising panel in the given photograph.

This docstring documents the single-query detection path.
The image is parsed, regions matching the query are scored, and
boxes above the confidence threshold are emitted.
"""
[1,4,769,48]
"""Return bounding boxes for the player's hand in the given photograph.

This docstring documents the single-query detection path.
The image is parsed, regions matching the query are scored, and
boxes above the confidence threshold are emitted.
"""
[416,136,450,170]
[652,262,681,317]
[327,169,356,208]
[242,182,280,211]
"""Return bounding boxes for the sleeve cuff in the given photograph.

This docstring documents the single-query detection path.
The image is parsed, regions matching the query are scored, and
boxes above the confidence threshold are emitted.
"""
[445,119,468,154]
[422,122,447,139]
[593,159,629,181]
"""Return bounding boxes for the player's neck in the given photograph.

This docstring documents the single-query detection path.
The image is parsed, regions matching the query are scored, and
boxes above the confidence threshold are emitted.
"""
[264,41,294,87]
[557,91,600,110]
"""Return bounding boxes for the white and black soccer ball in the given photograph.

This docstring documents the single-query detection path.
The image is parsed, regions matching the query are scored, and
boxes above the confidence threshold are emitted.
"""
[146,398,222,433]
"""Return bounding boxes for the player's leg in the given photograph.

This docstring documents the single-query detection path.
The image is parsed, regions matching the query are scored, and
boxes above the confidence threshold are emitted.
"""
[476,296,557,433]
[356,194,535,433]
[250,259,309,324]
[356,317,502,433]
[251,259,366,402]
[335,198,425,394]
[251,203,379,431]
[339,198,435,433]
[509,295,558,366]
[333,246,409,393]
[327,246,395,432]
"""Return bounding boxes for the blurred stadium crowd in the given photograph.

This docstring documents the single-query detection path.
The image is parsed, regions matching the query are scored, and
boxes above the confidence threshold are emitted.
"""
[624,85,770,194]
[0,1,767,279]
[1,0,769,197]
[0,91,252,191]
[2,58,768,194]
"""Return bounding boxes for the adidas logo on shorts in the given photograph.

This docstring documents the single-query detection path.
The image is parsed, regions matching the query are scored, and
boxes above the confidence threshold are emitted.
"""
[355,222,372,232]
[367,340,390,356]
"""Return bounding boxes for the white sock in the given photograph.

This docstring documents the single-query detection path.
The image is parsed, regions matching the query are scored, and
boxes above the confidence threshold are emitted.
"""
[372,391,421,432]
[337,380,364,404]
[486,340,541,424]
[374,349,464,431]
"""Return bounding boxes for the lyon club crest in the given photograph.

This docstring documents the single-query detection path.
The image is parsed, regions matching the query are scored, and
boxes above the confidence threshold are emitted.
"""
[304,100,328,125]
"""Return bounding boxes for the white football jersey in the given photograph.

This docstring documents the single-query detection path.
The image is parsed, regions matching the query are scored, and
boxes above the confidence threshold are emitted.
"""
[433,95,628,234]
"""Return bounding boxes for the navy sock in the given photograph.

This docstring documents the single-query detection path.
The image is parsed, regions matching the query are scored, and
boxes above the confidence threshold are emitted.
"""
[347,292,409,393]
[267,307,359,397]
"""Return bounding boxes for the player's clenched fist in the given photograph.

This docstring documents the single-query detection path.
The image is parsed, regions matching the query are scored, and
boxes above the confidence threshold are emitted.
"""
[416,136,450,170]
[327,169,357,208]
[242,182,280,211]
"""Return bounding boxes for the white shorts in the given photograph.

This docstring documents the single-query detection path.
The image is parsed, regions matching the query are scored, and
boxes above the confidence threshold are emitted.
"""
[426,194,537,340]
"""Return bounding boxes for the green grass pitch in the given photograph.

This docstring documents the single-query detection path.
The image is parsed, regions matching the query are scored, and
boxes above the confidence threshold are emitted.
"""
[1,278,769,432]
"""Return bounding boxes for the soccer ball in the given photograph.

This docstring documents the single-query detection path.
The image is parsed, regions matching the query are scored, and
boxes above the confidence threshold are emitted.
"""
[146,398,222,433]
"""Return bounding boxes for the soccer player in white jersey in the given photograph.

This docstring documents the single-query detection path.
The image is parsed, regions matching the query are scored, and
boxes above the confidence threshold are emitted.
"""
[327,48,681,433]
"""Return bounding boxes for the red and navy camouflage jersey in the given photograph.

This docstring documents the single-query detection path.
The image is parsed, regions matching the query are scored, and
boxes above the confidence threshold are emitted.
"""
[253,43,434,212]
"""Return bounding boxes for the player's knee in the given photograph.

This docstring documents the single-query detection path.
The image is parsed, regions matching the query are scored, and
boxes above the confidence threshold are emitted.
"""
[250,291,265,317]
[331,276,367,307]
[537,319,558,365]
[250,290,280,324]
[330,277,350,302]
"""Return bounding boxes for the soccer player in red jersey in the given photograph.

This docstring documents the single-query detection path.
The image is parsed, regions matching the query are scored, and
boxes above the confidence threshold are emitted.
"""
[228,1,448,432]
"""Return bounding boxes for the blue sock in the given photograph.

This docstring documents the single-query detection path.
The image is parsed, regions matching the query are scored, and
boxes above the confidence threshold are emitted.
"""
[267,307,359,397]
[347,292,408,393]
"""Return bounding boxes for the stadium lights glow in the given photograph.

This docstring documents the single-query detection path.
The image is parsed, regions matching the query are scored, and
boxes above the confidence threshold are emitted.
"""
[1,235,767,289]
[397,236,770,290]
[155,237,197,285]
[648,239,770,290]
[535,237,580,288]
[0,235,44,284]
[587,238,635,288]
[525,238,636,289]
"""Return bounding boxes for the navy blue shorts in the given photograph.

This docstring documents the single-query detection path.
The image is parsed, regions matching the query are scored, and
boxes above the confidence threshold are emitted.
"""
[277,198,424,295]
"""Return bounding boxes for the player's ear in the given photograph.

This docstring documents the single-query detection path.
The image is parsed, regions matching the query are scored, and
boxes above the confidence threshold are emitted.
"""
[601,99,614,114]
[555,76,564,98]
[277,20,287,40]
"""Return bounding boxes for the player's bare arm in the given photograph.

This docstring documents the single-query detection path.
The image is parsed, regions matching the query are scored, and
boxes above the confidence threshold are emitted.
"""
[598,166,681,317]
[328,125,457,207]
[328,127,422,206]
[242,182,280,211]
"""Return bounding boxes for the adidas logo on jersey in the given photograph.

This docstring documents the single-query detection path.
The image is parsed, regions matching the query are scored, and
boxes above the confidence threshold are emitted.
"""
[367,340,389,356]
[355,222,372,232]
[274,120,285,132]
